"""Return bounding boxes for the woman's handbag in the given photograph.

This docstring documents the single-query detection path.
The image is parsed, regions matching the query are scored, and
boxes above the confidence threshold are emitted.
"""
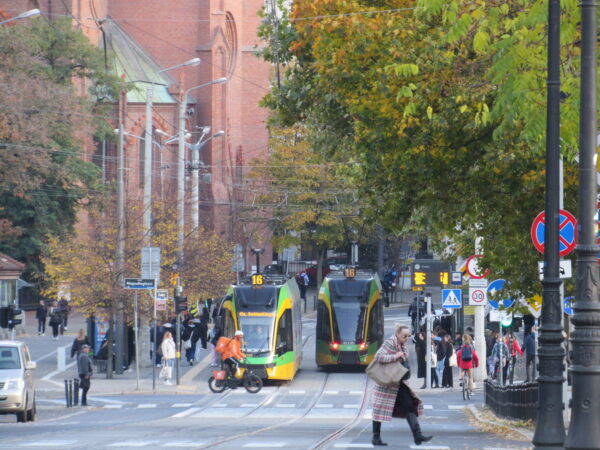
[449,353,457,367]
[366,358,409,386]
[183,339,192,350]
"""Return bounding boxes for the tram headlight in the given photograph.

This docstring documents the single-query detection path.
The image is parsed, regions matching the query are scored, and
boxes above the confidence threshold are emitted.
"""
[358,342,367,351]
[330,342,340,352]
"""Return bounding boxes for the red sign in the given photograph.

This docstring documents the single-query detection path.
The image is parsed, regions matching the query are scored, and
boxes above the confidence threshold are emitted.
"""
[531,209,577,257]
[466,254,490,279]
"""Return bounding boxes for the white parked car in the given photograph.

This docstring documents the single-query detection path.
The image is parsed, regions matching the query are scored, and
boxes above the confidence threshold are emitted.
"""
[0,340,36,422]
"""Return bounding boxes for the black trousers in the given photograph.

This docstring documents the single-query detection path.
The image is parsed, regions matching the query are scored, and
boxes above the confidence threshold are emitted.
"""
[37,318,46,334]
[79,376,90,405]
[526,354,536,381]
[224,357,240,378]
[51,323,60,338]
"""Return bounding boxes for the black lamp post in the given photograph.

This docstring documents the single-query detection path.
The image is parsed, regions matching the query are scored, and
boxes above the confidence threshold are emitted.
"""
[565,0,599,447]
[532,0,565,446]
[251,248,264,274]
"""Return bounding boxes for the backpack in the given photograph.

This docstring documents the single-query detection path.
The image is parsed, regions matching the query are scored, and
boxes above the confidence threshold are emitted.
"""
[215,336,232,354]
[461,345,473,362]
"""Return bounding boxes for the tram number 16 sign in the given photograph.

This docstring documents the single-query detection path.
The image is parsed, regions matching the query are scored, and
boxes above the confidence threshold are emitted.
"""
[531,209,577,257]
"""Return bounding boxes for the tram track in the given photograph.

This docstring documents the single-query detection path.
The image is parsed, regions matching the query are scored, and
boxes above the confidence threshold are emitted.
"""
[197,372,332,449]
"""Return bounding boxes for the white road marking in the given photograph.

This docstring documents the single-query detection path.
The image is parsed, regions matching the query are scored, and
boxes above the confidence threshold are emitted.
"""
[324,390,339,395]
[343,404,360,408]
[423,404,433,410]
[315,404,334,408]
[288,390,306,394]
[214,403,228,407]
[334,444,374,448]
[108,442,156,447]
[19,441,78,447]
[448,405,465,410]
[171,403,193,408]
[243,444,285,448]
[276,403,296,408]
[171,407,201,418]
[349,390,363,395]
[137,404,157,408]
[103,404,123,409]
[165,443,203,448]
[241,403,259,407]
[409,446,450,450]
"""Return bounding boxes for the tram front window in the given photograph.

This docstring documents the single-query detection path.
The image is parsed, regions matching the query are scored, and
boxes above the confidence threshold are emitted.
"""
[240,317,274,354]
[330,280,369,343]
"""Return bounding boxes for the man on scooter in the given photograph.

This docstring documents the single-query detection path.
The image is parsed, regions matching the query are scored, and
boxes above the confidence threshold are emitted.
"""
[222,330,246,380]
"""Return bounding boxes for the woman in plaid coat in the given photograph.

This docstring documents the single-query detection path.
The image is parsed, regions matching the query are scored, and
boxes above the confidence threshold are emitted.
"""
[371,324,432,446]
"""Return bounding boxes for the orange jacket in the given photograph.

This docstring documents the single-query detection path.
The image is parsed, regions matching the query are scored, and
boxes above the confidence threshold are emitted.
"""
[221,337,246,361]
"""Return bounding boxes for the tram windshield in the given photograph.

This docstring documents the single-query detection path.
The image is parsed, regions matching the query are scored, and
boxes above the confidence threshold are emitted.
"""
[239,316,275,354]
[330,279,370,343]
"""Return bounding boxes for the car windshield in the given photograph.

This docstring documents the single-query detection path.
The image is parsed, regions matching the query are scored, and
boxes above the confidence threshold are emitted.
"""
[330,279,370,343]
[239,316,274,353]
[0,346,21,369]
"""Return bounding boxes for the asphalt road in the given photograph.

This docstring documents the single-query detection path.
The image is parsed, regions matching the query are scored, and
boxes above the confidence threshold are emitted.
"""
[0,305,531,449]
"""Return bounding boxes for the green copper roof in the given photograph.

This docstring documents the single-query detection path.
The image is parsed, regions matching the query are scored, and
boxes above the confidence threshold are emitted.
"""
[100,18,177,104]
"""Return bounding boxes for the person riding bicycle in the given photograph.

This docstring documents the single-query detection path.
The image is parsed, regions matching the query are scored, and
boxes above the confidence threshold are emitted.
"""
[221,330,246,380]
[503,333,523,383]
[456,334,479,393]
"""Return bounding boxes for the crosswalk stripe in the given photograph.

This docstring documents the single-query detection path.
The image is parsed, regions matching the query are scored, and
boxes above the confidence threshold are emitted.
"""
[103,404,123,409]
[19,441,78,447]
[164,443,203,448]
[276,403,296,408]
[171,407,201,418]
[108,442,156,447]
[171,403,193,408]
[137,404,157,409]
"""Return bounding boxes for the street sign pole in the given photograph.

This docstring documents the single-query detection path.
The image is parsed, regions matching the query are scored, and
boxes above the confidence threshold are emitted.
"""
[425,292,431,389]
[152,281,157,393]
[134,292,140,390]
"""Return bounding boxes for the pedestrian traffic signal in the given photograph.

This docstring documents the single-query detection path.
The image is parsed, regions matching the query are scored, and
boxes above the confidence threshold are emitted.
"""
[8,306,22,329]
[0,307,8,328]
[174,296,188,313]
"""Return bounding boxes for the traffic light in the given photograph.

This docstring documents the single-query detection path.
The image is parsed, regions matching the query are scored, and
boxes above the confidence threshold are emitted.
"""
[174,296,188,313]
[0,307,7,328]
[8,306,22,329]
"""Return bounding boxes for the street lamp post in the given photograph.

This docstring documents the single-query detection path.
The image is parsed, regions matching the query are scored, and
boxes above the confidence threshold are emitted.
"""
[0,8,40,26]
[565,0,599,448]
[532,0,565,446]
[142,58,200,245]
[188,128,224,230]
[176,77,228,266]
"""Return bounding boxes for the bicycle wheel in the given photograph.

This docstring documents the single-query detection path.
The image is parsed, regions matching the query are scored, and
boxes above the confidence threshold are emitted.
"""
[462,376,468,400]
[208,376,226,393]
[244,374,263,393]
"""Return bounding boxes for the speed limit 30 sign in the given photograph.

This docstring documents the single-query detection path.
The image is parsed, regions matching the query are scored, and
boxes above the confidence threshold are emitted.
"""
[469,288,487,306]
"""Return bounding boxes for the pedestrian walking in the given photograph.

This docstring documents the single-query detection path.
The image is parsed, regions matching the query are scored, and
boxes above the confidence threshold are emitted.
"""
[523,326,537,382]
[371,324,432,446]
[71,328,92,359]
[297,271,309,301]
[48,302,62,340]
[209,323,222,367]
[412,327,427,389]
[35,300,47,336]
[435,332,448,387]
[58,297,70,333]
[160,331,176,385]
[442,334,454,388]
[77,344,93,406]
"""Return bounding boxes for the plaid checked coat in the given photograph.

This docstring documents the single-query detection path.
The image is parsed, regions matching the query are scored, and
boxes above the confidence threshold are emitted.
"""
[371,335,424,422]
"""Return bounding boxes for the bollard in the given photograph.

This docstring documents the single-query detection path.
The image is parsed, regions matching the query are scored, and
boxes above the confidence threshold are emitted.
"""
[303,297,307,314]
[64,379,70,407]
[73,378,80,406]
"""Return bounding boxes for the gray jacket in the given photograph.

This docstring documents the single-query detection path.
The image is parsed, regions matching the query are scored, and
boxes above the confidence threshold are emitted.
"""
[77,352,93,377]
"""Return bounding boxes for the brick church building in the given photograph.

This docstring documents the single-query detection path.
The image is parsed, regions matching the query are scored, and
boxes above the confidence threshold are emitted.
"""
[0,0,273,269]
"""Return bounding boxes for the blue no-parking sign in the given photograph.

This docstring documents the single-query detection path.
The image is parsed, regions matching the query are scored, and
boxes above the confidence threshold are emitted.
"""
[487,279,514,310]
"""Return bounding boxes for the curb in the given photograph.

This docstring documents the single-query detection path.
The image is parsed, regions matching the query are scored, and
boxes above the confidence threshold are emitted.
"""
[466,404,534,441]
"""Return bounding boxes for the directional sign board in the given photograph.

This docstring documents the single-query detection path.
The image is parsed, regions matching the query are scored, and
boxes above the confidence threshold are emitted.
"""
[564,296,574,316]
[469,287,487,306]
[537,260,572,280]
[531,210,577,257]
[442,289,462,309]
[487,279,514,309]
[124,278,155,290]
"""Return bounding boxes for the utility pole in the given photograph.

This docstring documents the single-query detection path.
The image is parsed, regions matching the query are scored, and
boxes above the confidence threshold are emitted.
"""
[533,0,564,445]
[112,85,126,379]
[177,75,186,267]
[143,84,154,245]
[565,0,599,447]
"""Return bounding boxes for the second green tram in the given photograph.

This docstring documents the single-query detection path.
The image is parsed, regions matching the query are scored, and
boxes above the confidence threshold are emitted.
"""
[215,274,303,380]
[315,269,385,368]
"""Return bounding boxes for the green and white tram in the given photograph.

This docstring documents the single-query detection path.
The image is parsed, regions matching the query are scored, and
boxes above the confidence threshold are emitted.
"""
[315,268,385,368]
[215,274,303,380]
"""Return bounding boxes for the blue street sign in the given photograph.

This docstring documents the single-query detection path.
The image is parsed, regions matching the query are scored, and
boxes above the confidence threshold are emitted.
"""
[487,279,514,310]
[564,296,574,316]
[124,278,155,290]
[450,271,463,285]
[442,289,462,309]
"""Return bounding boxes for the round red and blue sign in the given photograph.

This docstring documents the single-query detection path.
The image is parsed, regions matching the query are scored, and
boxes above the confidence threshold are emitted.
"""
[531,210,577,257]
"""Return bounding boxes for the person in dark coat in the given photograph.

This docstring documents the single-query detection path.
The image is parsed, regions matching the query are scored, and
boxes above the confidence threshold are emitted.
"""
[77,344,93,406]
[371,324,431,446]
[413,328,427,389]
[48,301,62,340]
[71,329,92,358]
[442,334,454,388]
[36,300,47,336]
[435,332,448,387]
[58,298,70,333]
[182,320,202,365]
[523,325,537,382]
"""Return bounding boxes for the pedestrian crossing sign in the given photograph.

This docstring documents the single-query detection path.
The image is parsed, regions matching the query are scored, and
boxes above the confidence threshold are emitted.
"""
[442,289,462,309]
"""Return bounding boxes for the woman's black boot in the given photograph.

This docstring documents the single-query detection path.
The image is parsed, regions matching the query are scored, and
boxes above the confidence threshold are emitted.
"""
[407,413,432,445]
[372,421,388,446]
